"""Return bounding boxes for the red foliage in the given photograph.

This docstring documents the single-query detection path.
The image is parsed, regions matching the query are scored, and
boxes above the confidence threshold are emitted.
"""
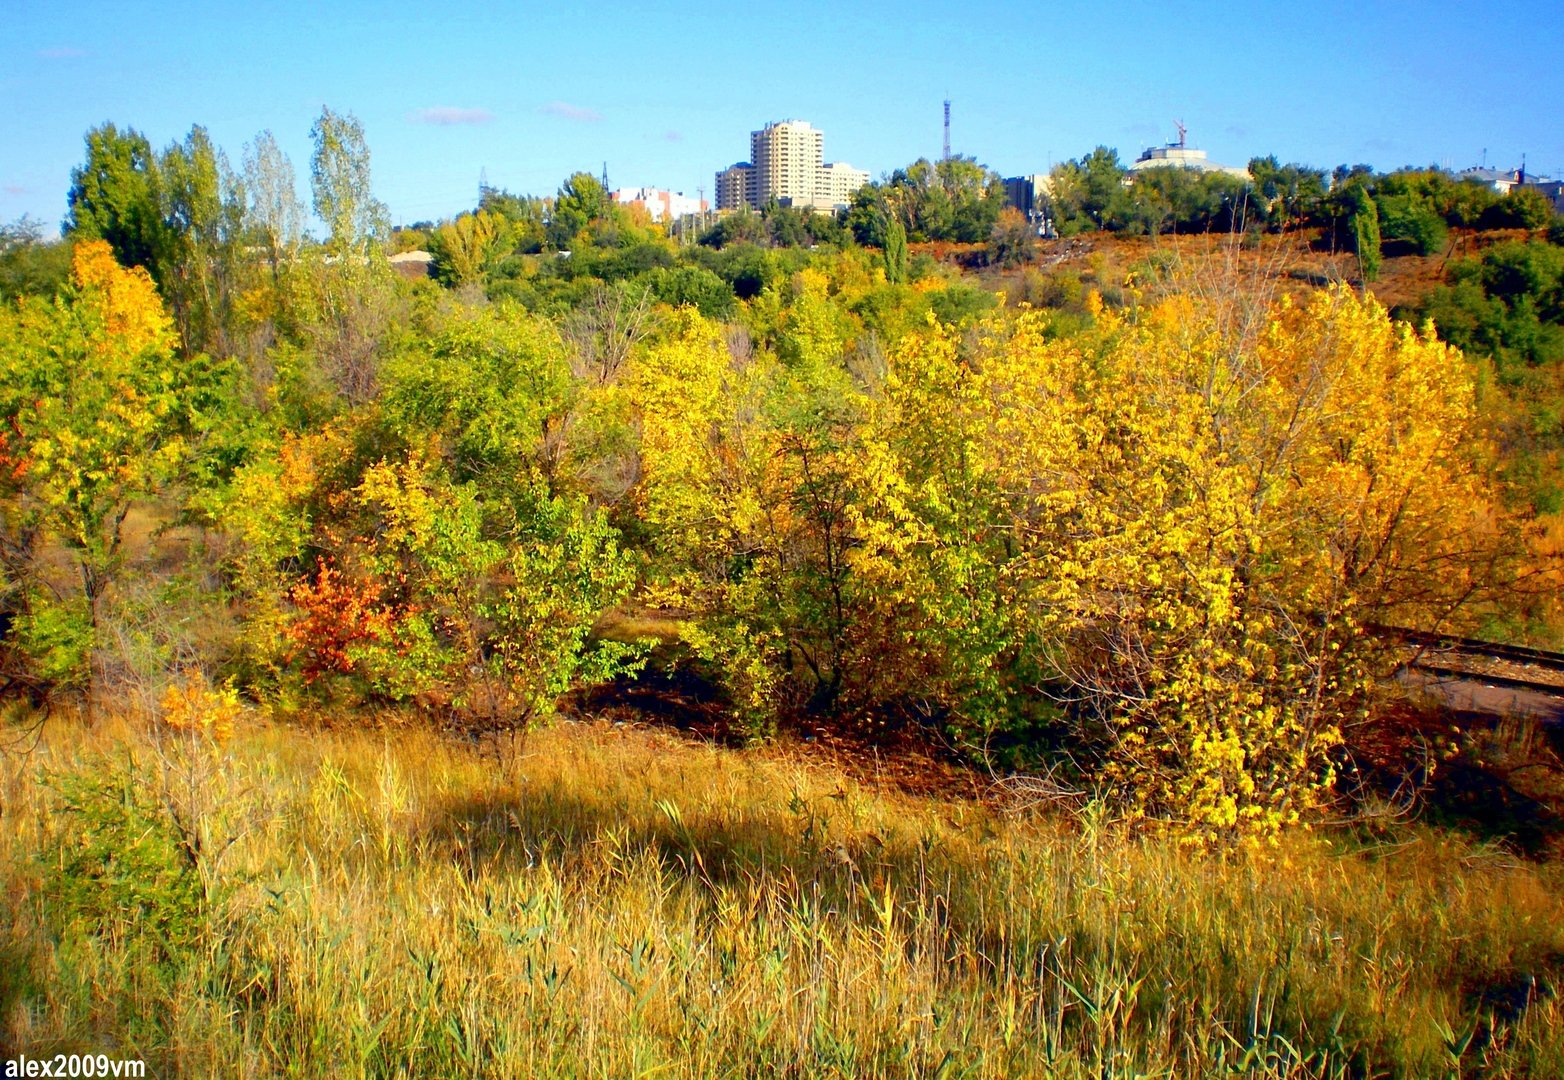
[284,560,394,682]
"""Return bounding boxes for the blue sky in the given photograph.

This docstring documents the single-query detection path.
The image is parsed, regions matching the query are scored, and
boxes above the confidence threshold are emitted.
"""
[5,0,1562,234]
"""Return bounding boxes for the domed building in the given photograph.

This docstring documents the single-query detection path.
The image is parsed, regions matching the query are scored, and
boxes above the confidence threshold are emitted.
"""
[1127,124,1249,181]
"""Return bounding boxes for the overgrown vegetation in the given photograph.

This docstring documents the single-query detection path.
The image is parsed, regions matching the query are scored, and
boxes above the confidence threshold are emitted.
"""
[4,111,1564,836]
[3,714,1563,1077]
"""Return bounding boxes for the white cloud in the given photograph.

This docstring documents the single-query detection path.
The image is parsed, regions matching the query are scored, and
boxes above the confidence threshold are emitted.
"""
[409,106,495,126]
[540,101,602,124]
[38,47,87,59]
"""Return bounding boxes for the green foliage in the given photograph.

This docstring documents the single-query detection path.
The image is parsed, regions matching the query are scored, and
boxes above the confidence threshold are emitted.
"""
[1420,241,1564,372]
[223,302,641,723]
[848,156,1006,244]
[1247,156,1327,231]
[1118,166,1251,236]
[1417,240,1564,516]
[1371,169,1502,233]
[699,203,846,252]
[1484,186,1558,231]
[427,209,512,290]
[381,304,573,489]
[242,129,305,277]
[928,282,999,325]
[1377,192,1450,255]
[881,217,908,283]
[40,755,210,958]
[0,243,199,643]
[482,498,644,721]
[1351,188,1382,281]
[157,125,248,355]
[479,186,548,253]
[0,217,72,301]
[548,172,617,250]
[1047,146,1127,235]
[66,123,251,355]
[699,207,768,249]
[309,106,389,256]
[65,122,166,274]
[12,594,93,688]
[644,264,735,319]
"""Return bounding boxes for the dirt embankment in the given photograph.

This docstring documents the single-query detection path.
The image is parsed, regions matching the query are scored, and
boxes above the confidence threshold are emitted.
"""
[915,227,1541,314]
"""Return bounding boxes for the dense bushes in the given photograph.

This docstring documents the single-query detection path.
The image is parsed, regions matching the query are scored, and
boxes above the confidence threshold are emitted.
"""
[2,225,1537,837]
[4,114,1558,839]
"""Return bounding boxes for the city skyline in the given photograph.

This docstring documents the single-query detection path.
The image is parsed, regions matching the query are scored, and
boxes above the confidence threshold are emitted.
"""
[5,0,1563,234]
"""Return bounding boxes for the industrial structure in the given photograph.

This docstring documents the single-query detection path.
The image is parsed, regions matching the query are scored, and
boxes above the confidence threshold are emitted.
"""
[714,120,868,213]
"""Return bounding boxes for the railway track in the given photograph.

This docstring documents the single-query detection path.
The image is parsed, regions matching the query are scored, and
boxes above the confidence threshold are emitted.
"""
[1370,624,1564,722]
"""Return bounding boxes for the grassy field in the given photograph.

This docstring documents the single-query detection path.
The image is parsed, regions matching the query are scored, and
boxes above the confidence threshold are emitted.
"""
[2,710,1562,1078]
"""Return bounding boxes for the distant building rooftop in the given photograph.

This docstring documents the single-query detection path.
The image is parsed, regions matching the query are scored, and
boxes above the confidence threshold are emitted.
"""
[1128,143,1249,180]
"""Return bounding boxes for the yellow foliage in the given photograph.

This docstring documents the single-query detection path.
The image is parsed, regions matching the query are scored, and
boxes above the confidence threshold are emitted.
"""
[69,239,176,357]
[852,284,1520,839]
[159,673,243,744]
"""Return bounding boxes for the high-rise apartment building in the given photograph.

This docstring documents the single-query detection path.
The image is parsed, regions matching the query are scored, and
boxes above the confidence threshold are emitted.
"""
[714,163,756,211]
[715,120,867,213]
[815,161,870,211]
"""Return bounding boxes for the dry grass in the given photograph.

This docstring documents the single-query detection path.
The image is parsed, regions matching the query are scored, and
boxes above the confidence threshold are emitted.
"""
[2,710,1563,1077]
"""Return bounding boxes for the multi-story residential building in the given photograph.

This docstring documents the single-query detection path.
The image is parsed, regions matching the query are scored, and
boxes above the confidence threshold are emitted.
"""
[715,120,867,213]
[816,161,870,210]
[611,186,708,223]
[714,163,756,212]
[751,120,823,206]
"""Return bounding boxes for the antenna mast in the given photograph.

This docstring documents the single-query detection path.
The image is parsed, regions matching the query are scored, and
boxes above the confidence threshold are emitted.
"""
[1175,119,1187,148]
[943,98,951,161]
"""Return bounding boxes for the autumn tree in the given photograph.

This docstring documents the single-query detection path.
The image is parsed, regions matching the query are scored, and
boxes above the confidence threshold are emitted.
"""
[1047,147,1128,235]
[428,210,513,292]
[882,218,908,283]
[223,304,640,725]
[1353,191,1383,282]
[988,208,1035,266]
[310,107,389,257]
[848,156,1006,245]
[158,125,247,355]
[0,242,211,689]
[0,217,72,301]
[1247,156,1328,231]
[851,287,1523,838]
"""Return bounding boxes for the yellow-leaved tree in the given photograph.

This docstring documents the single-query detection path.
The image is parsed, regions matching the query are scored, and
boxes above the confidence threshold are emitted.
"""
[852,287,1523,838]
[629,306,887,733]
[0,241,198,690]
